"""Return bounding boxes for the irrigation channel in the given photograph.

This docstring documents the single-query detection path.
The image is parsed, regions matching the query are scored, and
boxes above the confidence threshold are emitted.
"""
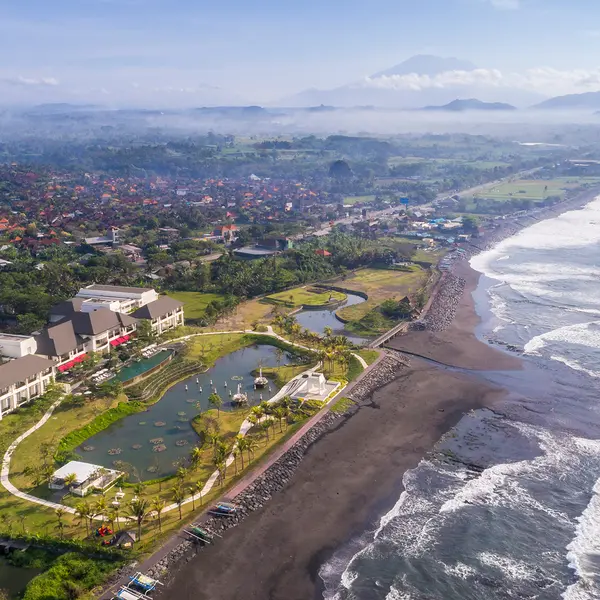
[294,291,368,344]
[76,345,286,479]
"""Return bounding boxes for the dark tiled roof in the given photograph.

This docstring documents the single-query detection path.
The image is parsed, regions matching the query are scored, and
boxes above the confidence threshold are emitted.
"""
[0,355,55,389]
[68,309,137,336]
[49,298,84,317]
[132,296,183,320]
[34,321,82,356]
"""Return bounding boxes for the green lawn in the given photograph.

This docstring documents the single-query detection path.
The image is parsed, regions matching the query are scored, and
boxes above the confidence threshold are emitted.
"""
[336,267,428,322]
[265,287,346,308]
[343,195,376,206]
[166,292,224,320]
[474,178,600,202]
[358,349,380,365]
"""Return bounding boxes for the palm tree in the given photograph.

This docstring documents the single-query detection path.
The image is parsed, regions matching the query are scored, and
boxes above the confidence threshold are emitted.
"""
[63,473,77,495]
[189,446,203,470]
[75,501,91,537]
[206,430,220,456]
[231,446,239,475]
[171,486,185,520]
[194,481,204,506]
[133,482,145,498]
[188,484,198,510]
[208,392,223,418]
[324,326,333,338]
[246,438,258,462]
[261,420,272,444]
[235,435,248,469]
[55,507,66,533]
[107,507,119,534]
[150,497,166,532]
[176,466,188,483]
[273,407,286,432]
[251,405,265,420]
[93,497,107,523]
[214,460,226,487]
[128,498,149,540]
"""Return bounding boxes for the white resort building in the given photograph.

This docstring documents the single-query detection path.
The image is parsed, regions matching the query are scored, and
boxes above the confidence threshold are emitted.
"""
[0,355,56,418]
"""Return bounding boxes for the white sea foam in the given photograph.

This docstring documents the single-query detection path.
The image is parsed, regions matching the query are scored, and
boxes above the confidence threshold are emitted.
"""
[442,561,477,579]
[477,551,538,581]
[563,478,600,600]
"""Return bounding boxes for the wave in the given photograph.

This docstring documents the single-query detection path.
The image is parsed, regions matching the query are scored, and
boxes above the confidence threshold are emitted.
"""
[563,478,600,600]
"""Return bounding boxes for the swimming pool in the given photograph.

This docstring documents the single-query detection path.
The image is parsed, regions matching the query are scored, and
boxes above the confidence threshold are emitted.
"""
[116,349,174,384]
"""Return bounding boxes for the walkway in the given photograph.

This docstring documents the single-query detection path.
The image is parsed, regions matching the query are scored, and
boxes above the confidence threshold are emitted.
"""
[0,327,362,520]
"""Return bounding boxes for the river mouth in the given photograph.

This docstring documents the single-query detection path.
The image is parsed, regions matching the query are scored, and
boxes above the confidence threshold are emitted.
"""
[294,292,369,344]
[76,345,285,479]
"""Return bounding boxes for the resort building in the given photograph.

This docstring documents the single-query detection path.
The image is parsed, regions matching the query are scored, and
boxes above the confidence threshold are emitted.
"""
[75,284,159,314]
[0,333,37,359]
[49,461,122,496]
[0,355,56,418]
[35,308,138,368]
[132,296,184,335]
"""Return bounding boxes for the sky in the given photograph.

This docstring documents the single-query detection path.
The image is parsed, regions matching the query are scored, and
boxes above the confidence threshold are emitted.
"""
[2,0,600,107]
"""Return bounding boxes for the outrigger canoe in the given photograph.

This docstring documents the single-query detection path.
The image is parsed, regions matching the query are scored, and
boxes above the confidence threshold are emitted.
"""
[184,525,215,544]
[208,502,238,517]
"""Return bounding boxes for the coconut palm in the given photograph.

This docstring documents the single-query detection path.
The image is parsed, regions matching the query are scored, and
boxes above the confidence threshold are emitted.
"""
[214,460,226,487]
[128,498,149,540]
[63,473,77,495]
[189,446,203,470]
[55,507,65,537]
[208,392,223,418]
[261,420,273,444]
[324,326,333,338]
[246,438,258,462]
[75,501,91,537]
[194,480,204,506]
[273,407,286,432]
[176,466,188,483]
[206,430,220,456]
[251,405,264,420]
[235,435,248,469]
[93,497,108,523]
[171,486,185,520]
[231,446,240,475]
[108,507,119,534]
[133,482,145,498]
[150,497,166,532]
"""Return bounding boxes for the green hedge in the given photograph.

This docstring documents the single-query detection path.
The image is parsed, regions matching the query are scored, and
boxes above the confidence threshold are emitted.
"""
[55,401,143,462]
[243,333,314,357]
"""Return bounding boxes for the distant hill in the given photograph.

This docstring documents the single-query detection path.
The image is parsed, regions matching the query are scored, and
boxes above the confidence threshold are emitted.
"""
[423,99,517,112]
[281,55,544,109]
[372,55,477,78]
[534,91,600,110]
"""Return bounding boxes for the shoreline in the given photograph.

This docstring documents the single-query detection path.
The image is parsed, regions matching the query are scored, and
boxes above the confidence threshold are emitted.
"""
[123,188,600,600]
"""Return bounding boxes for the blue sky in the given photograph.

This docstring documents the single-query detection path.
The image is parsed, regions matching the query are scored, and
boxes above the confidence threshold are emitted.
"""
[2,0,600,106]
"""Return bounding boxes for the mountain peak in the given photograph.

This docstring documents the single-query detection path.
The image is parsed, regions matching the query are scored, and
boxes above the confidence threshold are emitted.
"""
[371,55,477,78]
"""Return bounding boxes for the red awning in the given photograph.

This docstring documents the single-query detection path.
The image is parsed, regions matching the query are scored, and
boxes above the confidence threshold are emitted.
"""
[57,363,70,372]
[73,354,87,363]
[110,339,120,347]
[122,334,130,342]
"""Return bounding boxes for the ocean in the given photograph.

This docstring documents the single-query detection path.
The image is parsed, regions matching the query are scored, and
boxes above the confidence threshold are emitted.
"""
[319,198,600,600]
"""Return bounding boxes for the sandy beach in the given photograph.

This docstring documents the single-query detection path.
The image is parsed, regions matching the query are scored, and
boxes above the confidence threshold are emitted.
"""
[156,264,518,600]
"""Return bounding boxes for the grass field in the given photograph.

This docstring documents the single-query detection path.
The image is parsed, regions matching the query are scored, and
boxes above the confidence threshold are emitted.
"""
[475,178,600,202]
[265,287,346,308]
[336,267,428,322]
[344,195,376,206]
[166,292,224,320]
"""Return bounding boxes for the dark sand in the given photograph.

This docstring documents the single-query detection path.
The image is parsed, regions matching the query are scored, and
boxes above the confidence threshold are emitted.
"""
[158,268,517,600]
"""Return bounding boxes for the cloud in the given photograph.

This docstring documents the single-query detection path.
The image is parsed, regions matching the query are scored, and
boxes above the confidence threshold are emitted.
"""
[360,67,600,96]
[4,75,59,87]
[488,0,520,9]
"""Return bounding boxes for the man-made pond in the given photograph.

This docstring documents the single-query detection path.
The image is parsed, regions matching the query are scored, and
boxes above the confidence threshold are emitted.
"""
[0,556,41,599]
[294,292,369,344]
[116,349,174,383]
[77,345,285,479]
